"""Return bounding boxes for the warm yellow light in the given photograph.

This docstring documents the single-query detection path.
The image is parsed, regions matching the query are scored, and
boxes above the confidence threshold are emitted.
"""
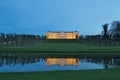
[45,58,79,66]
[46,31,79,39]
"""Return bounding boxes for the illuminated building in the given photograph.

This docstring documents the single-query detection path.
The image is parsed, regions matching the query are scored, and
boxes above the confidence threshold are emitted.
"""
[46,31,79,39]
[45,58,79,66]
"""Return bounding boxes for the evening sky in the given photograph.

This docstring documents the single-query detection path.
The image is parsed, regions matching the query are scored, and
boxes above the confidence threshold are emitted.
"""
[0,0,120,35]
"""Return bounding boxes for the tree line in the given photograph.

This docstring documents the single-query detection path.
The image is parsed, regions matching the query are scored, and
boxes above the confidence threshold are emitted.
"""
[79,24,120,46]
[0,23,120,47]
[0,33,45,46]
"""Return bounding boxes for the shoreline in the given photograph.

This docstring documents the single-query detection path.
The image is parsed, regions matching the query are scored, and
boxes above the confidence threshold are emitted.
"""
[0,48,120,54]
[0,68,120,80]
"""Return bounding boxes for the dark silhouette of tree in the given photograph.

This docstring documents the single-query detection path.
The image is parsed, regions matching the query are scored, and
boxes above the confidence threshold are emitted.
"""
[0,33,5,45]
[0,32,44,46]
[102,24,108,39]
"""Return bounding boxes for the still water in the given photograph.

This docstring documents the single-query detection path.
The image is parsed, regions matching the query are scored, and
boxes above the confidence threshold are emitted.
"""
[0,54,120,72]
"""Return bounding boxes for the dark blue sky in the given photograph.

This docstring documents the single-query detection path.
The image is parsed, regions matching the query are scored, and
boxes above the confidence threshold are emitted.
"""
[0,0,120,35]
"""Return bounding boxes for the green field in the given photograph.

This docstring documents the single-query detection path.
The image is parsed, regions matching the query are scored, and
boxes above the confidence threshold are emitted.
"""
[0,68,120,80]
[0,42,120,54]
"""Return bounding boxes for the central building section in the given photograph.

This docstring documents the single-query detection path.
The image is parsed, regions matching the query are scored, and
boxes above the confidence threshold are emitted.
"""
[46,31,79,39]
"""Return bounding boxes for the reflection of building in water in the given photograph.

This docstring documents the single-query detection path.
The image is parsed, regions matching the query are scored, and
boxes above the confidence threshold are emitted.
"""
[46,31,79,39]
[46,58,79,66]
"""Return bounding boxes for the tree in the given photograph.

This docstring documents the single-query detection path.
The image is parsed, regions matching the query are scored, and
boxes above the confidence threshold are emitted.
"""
[102,24,108,39]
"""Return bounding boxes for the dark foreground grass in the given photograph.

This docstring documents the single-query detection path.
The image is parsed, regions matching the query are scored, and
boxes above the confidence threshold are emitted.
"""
[0,43,120,54]
[0,68,120,80]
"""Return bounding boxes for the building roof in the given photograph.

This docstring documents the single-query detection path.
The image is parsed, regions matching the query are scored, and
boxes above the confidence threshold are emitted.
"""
[47,31,78,33]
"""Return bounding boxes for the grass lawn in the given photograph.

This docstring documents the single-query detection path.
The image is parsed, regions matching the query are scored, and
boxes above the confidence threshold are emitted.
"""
[0,43,120,54]
[0,68,120,80]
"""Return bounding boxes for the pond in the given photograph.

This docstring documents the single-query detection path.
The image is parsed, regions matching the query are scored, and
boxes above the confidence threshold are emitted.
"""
[0,53,120,72]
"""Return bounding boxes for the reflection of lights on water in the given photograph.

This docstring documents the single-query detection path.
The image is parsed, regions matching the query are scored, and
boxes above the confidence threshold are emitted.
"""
[45,58,79,66]
[1,54,120,72]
